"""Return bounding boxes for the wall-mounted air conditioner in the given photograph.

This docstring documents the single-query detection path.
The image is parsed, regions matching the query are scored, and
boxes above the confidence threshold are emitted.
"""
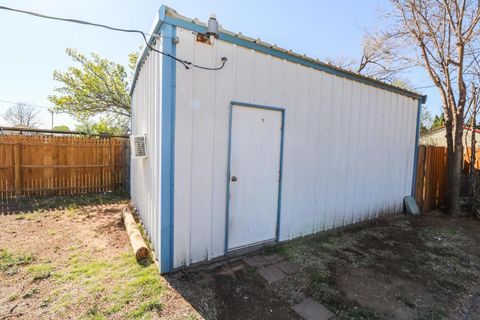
[131,135,147,159]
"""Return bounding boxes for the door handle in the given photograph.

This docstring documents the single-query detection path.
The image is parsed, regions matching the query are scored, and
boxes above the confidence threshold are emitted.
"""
[231,176,237,182]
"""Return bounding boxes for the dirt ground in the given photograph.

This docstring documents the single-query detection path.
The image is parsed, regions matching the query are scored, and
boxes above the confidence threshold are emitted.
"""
[168,212,480,320]
[2,195,480,320]
[0,193,199,320]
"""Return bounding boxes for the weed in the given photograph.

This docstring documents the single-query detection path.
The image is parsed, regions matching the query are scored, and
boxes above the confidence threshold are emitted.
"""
[0,249,34,273]
[15,212,38,220]
[420,227,457,240]
[262,245,291,258]
[8,293,19,301]
[27,263,54,280]
[343,307,379,320]
[40,298,51,308]
[396,295,416,308]
[5,267,19,275]
[128,300,162,318]
[22,288,39,299]
[418,307,448,320]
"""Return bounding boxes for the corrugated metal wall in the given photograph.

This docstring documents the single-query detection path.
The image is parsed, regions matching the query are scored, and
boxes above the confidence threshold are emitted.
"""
[130,39,163,259]
[173,26,418,268]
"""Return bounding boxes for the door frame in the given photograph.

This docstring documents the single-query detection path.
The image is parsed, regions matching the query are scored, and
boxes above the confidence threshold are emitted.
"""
[224,101,286,255]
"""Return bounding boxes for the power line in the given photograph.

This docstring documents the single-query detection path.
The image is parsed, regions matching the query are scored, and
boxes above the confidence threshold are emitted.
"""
[0,5,227,71]
[414,84,436,90]
[0,99,51,110]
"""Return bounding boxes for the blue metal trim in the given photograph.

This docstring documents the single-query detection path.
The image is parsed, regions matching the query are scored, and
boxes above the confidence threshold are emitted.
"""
[411,95,427,196]
[224,101,286,254]
[159,15,422,100]
[160,23,176,273]
[131,7,423,100]
[224,103,234,255]
[231,101,285,112]
[277,110,285,240]
[129,6,167,95]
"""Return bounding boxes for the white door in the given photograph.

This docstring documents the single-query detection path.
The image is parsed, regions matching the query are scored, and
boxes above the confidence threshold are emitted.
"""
[228,105,283,251]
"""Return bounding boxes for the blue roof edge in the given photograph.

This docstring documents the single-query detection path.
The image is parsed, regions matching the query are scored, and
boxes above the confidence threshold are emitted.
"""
[129,5,167,96]
[130,5,425,101]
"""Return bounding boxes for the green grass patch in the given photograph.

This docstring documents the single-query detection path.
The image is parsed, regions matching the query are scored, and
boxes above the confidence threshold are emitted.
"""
[262,244,291,259]
[343,307,379,320]
[15,212,39,220]
[51,252,165,319]
[420,227,458,239]
[127,301,162,318]
[27,263,54,280]
[0,249,35,273]
[418,307,448,320]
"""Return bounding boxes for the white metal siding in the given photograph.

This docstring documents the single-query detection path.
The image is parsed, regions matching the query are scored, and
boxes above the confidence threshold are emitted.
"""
[131,39,163,259]
[173,27,418,268]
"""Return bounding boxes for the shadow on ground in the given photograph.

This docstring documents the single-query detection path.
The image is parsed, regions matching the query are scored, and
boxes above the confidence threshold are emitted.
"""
[166,212,480,320]
[0,191,129,214]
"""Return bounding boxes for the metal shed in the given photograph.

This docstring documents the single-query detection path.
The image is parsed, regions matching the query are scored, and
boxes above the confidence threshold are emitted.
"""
[130,5,426,273]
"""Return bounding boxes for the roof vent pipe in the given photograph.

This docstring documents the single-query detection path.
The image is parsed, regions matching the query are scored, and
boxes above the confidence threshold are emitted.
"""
[206,14,219,38]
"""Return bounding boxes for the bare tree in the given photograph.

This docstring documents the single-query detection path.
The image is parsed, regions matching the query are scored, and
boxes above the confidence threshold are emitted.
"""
[326,32,415,84]
[3,103,42,128]
[384,0,480,215]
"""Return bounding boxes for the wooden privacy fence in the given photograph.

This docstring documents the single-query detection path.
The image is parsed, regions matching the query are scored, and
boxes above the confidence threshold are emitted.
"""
[415,145,448,212]
[0,135,129,199]
[463,147,480,173]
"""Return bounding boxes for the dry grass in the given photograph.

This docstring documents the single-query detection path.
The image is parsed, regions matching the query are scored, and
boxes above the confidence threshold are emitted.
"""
[0,193,199,320]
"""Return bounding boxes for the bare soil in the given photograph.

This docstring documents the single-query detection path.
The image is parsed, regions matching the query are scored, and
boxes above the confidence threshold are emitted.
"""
[0,193,199,319]
[2,195,480,320]
[168,212,480,320]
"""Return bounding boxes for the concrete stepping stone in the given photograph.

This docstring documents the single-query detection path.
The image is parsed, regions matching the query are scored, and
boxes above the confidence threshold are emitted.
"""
[264,253,284,264]
[242,255,269,268]
[292,298,336,320]
[257,264,286,284]
[275,260,300,274]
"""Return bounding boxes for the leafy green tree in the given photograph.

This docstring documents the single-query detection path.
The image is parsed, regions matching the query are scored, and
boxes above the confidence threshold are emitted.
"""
[75,118,127,136]
[49,48,138,134]
[53,125,70,131]
[420,105,432,133]
[431,113,445,130]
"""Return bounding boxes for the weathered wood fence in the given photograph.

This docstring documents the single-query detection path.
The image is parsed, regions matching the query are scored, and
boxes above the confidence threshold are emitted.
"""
[0,135,129,199]
[415,145,448,212]
[463,147,480,174]
[415,145,480,212]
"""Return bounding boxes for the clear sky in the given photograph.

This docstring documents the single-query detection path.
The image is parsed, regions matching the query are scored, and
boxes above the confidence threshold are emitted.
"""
[0,0,440,129]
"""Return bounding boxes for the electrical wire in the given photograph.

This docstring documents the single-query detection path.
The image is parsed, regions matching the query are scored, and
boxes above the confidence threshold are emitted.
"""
[0,5,227,71]
[0,99,51,110]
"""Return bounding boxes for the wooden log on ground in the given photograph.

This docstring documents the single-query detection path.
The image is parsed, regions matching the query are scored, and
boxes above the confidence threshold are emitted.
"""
[122,206,150,261]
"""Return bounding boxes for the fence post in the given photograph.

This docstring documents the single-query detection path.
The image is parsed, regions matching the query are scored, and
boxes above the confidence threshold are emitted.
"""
[14,143,22,196]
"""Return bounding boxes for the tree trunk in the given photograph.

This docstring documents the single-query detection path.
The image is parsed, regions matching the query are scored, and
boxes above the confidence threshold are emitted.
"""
[448,117,464,216]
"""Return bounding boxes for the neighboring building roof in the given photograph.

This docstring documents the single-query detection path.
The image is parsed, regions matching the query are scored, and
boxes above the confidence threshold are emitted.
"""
[420,125,480,147]
[130,5,426,102]
[421,125,480,137]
